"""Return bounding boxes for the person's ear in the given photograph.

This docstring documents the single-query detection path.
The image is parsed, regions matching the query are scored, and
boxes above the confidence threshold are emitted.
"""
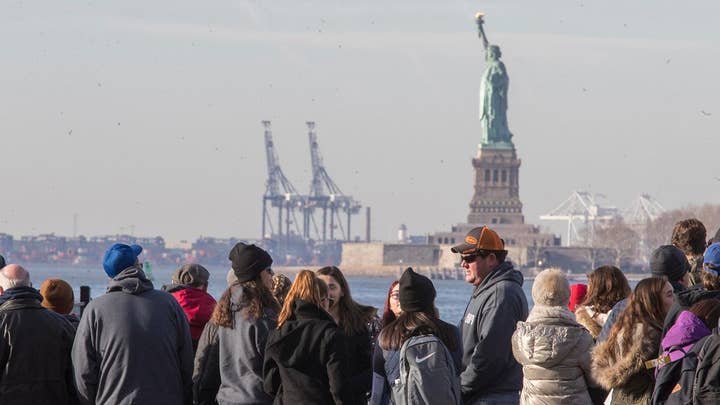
[0,287,4,295]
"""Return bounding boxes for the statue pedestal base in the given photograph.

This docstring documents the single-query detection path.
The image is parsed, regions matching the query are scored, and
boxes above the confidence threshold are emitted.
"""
[430,145,560,268]
[467,146,524,225]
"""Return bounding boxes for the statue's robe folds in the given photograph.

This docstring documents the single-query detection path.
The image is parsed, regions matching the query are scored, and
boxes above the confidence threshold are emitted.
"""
[479,59,513,145]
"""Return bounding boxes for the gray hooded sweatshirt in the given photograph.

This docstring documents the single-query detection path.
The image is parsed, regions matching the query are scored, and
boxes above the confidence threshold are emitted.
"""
[459,261,529,403]
[214,285,276,405]
[72,266,194,405]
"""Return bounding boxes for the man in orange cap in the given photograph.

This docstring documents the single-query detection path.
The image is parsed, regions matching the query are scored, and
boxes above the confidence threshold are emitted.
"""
[451,226,528,404]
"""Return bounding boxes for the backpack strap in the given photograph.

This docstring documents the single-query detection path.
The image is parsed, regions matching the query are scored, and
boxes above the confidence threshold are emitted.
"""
[383,348,402,387]
[692,334,716,402]
[398,337,411,386]
[651,345,688,371]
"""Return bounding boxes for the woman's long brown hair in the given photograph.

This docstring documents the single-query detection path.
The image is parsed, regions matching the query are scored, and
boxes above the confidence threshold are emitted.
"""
[317,266,377,336]
[378,308,457,352]
[211,277,280,328]
[605,277,669,355]
[277,270,328,329]
[582,265,632,313]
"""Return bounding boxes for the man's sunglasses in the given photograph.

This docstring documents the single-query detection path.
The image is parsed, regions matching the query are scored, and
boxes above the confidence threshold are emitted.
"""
[461,251,491,263]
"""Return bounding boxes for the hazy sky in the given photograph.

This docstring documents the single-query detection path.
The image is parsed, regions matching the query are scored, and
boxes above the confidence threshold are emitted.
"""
[1,0,718,242]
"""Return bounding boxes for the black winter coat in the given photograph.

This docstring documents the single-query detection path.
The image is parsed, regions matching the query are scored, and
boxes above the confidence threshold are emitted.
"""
[342,316,379,399]
[263,299,353,405]
[0,286,77,405]
[193,321,220,405]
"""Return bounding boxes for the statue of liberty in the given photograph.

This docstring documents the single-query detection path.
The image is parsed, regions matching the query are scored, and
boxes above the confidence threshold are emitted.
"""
[476,13,514,147]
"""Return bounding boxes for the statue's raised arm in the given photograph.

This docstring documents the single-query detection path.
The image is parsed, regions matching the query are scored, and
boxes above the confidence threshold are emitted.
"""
[475,13,489,52]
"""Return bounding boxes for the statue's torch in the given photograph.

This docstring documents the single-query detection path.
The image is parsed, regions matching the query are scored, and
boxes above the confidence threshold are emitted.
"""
[475,12,489,50]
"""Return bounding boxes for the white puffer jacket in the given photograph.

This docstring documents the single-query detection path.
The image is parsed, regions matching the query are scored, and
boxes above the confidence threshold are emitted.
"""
[512,305,595,405]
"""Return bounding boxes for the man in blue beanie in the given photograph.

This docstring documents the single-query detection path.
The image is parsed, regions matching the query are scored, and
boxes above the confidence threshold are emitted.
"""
[72,243,194,405]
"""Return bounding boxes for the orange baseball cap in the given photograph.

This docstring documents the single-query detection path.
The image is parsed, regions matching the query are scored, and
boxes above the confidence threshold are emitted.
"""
[450,226,505,254]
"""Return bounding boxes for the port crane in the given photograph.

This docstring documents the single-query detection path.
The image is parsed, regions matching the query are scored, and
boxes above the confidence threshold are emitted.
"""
[261,121,305,246]
[305,121,361,241]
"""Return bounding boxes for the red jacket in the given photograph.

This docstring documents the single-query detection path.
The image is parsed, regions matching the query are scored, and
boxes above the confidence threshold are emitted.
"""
[170,287,216,341]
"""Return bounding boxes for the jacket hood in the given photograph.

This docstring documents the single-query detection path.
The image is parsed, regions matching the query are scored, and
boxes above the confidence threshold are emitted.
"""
[514,305,586,368]
[161,283,188,293]
[575,305,606,338]
[473,261,523,297]
[291,298,334,323]
[171,286,216,340]
[267,299,334,352]
[661,310,710,357]
[670,280,687,294]
[0,285,43,307]
[107,266,154,295]
[172,288,216,317]
[226,284,255,314]
[675,286,720,308]
[216,285,276,321]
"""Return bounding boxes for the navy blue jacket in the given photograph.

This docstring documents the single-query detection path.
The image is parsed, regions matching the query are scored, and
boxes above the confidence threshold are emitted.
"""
[458,261,528,402]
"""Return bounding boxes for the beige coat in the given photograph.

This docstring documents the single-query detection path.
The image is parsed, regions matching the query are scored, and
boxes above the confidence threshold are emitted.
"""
[512,305,594,405]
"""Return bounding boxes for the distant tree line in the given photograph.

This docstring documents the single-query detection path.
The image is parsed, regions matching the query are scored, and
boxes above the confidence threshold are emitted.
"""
[586,204,720,271]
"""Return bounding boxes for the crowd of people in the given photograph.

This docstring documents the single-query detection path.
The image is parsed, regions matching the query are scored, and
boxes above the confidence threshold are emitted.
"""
[1,220,720,405]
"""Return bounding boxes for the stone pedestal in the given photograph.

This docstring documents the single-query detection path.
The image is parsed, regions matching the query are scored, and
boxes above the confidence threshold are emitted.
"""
[467,146,524,225]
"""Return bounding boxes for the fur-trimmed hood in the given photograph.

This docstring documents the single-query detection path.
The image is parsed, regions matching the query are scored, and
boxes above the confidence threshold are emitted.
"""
[592,323,662,390]
[575,305,606,339]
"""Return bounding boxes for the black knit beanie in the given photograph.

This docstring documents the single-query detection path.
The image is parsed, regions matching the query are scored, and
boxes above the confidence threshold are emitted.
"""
[228,243,272,283]
[398,267,436,312]
[650,245,689,282]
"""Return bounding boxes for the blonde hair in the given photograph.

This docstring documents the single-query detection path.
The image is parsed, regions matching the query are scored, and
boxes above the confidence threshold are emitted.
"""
[277,270,328,329]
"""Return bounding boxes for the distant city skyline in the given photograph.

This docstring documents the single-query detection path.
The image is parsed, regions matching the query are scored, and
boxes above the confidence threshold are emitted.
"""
[1,0,718,242]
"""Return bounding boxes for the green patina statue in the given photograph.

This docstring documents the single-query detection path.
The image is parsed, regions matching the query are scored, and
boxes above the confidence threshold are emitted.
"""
[476,13,514,148]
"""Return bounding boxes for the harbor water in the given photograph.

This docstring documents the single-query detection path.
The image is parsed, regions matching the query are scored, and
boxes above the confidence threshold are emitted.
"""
[27,264,639,324]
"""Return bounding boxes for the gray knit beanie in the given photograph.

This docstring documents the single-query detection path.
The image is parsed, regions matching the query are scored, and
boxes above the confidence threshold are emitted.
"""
[532,268,571,307]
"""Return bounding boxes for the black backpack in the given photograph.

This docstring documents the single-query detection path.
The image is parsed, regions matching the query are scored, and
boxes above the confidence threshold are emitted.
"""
[653,331,720,404]
[689,331,720,403]
[651,339,706,405]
